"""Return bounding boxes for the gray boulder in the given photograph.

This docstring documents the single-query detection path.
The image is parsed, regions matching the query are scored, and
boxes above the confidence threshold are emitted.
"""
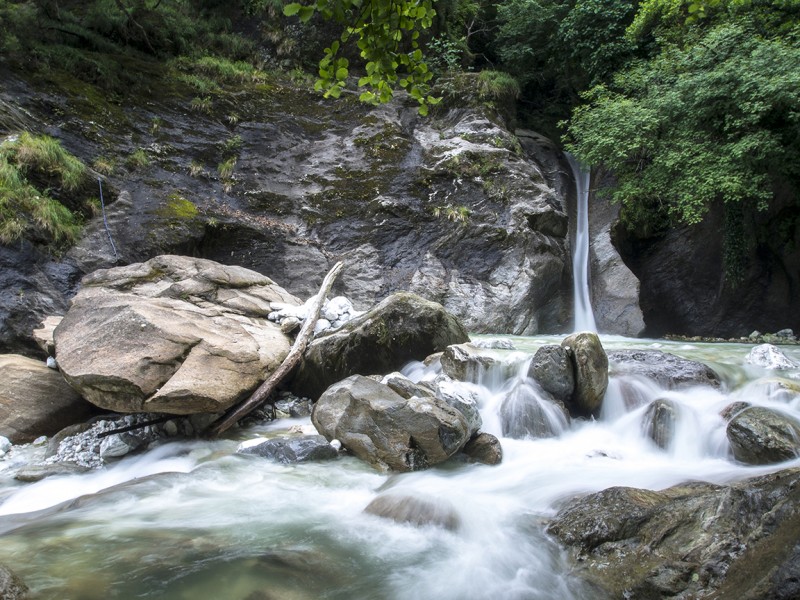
[53,255,299,414]
[291,293,469,400]
[364,493,461,530]
[727,407,800,465]
[0,354,97,443]
[433,376,483,437]
[528,344,575,403]
[237,435,338,463]
[548,468,800,599]
[440,343,503,383]
[561,332,608,417]
[311,375,470,472]
[608,350,721,390]
[461,432,503,465]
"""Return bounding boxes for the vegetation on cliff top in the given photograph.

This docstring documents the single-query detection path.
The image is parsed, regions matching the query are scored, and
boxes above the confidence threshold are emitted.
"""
[0,0,797,281]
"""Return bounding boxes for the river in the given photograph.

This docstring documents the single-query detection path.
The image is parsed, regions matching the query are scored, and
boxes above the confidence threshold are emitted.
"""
[1,335,799,599]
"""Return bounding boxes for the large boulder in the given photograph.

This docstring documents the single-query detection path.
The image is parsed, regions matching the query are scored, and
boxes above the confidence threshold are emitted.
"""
[608,350,721,390]
[528,344,575,404]
[311,375,470,472]
[561,332,608,417]
[291,293,469,400]
[548,468,800,599]
[727,407,800,465]
[0,354,97,443]
[745,344,797,370]
[53,255,300,414]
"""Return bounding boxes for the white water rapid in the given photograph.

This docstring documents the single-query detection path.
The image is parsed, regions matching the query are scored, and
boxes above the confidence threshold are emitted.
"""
[1,337,799,599]
[565,153,597,333]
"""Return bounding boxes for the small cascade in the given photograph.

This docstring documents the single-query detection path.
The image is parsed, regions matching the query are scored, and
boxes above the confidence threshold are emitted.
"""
[565,153,597,333]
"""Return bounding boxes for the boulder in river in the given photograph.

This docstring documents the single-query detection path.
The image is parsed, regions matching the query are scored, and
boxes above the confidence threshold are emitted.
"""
[745,344,798,370]
[548,467,800,599]
[291,292,469,400]
[528,344,575,404]
[608,349,721,390]
[311,375,470,472]
[0,354,97,443]
[53,255,300,414]
[460,432,503,465]
[237,435,339,463]
[726,406,800,465]
[561,332,608,417]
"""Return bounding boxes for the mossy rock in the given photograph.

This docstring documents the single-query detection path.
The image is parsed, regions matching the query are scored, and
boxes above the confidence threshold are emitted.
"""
[290,292,469,400]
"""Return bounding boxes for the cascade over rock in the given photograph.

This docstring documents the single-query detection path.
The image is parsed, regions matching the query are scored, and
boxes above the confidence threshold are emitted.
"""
[53,255,300,414]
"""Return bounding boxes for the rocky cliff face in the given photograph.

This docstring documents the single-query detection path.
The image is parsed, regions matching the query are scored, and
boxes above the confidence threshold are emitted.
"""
[0,68,576,354]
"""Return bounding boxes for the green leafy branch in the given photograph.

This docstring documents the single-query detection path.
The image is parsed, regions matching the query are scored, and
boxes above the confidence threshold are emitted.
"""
[284,0,441,114]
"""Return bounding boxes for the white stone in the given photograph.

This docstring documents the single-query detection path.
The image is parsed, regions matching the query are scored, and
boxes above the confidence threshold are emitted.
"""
[314,319,332,336]
[100,434,133,458]
[46,356,58,369]
[746,344,797,370]
[0,436,11,453]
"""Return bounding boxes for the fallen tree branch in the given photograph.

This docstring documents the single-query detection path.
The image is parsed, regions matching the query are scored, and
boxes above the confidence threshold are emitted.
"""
[206,261,344,437]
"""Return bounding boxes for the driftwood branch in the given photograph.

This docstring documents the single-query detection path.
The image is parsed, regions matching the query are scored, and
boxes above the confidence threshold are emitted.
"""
[206,261,344,437]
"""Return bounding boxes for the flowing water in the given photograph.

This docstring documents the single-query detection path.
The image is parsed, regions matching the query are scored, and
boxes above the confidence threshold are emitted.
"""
[565,153,597,333]
[1,337,800,599]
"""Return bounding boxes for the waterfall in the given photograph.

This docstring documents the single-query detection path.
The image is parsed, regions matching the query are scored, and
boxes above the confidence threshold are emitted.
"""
[565,153,597,333]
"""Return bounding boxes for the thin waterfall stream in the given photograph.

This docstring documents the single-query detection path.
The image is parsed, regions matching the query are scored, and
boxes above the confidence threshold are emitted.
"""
[1,337,799,599]
[565,153,597,333]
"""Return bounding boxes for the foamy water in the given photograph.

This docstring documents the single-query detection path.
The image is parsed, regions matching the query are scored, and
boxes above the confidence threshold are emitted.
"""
[0,337,798,599]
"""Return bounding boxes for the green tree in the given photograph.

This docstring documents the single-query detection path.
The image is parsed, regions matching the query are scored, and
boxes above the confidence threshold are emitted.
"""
[565,5,800,276]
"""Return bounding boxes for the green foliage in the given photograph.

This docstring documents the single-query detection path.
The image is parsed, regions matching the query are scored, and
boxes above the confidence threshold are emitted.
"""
[283,0,438,113]
[494,0,638,134]
[126,148,151,170]
[566,19,800,237]
[433,204,471,222]
[218,156,237,179]
[0,133,89,247]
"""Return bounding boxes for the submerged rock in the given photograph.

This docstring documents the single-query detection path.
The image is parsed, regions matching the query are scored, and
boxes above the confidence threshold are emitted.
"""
[53,255,299,414]
[364,493,461,531]
[500,380,569,440]
[548,468,800,599]
[0,354,97,443]
[237,435,338,463]
[311,375,470,472]
[561,332,608,417]
[14,461,91,482]
[726,407,800,465]
[291,293,469,400]
[608,349,721,390]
